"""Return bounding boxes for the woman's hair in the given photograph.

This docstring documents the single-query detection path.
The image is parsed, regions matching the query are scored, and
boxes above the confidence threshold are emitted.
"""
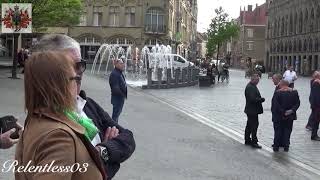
[24,51,75,114]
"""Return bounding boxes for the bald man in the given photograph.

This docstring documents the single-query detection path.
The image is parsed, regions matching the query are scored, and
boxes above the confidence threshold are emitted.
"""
[244,74,265,149]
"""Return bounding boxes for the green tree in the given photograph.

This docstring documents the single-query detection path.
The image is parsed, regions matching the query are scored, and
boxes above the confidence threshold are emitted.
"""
[0,0,83,78]
[206,7,239,64]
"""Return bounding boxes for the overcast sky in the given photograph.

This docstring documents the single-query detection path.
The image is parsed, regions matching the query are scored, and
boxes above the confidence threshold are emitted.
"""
[197,0,266,33]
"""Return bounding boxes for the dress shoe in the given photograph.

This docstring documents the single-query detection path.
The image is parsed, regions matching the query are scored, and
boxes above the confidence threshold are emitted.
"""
[273,147,279,152]
[284,147,289,152]
[251,143,262,149]
[306,125,312,131]
[311,136,320,141]
[245,141,252,146]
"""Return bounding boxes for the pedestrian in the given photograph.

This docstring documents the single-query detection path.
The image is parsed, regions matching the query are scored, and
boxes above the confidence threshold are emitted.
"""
[271,80,300,152]
[306,71,319,130]
[283,66,297,88]
[32,34,135,179]
[310,72,320,141]
[271,74,283,148]
[244,74,265,149]
[15,51,106,180]
[272,74,282,92]
[109,58,127,122]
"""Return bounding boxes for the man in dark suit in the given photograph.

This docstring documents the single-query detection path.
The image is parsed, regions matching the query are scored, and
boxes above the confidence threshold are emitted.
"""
[272,80,300,152]
[306,71,319,130]
[109,58,128,122]
[244,74,265,148]
[272,74,282,92]
[310,73,320,141]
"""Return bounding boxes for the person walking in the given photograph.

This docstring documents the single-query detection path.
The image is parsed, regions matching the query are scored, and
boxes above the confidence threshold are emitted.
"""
[310,73,320,141]
[109,58,127,122]
[306,71,319,130]
[283,66,297,88]
[271,80,300,152]
[244,74,265,148]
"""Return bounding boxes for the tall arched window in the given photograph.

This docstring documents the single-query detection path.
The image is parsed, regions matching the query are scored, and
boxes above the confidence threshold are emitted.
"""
[145,8,165,33]
[108,36,135,47]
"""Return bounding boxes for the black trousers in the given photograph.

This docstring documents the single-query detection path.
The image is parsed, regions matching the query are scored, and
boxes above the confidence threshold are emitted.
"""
[311,111,320,138]
[245,114,259,143]
[273,120,293,148]
[306,110,314,128]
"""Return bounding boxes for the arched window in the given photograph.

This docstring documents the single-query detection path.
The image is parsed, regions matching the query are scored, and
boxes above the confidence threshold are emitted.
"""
[309,38,313,52]
[78,34,102,45]
[303,39,307,52]
[145,39,162,46]
[145,8,165,33]
[108,36,135,47]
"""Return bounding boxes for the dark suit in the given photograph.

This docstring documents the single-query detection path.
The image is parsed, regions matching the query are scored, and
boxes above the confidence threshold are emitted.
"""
[80,91,135,180]
[271,89,300,148]
[307,79,315,128]
[244,82,264,143]
[109,68,128,122]
[310,81,320,138]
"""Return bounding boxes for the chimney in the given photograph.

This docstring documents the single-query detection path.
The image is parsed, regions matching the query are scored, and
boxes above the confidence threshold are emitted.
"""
[248,5,252,12]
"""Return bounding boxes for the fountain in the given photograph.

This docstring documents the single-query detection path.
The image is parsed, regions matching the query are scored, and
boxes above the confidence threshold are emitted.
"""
[90,44,200,89]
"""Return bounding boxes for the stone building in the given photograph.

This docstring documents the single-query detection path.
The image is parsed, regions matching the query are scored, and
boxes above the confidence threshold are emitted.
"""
[266,0,320,75]
[223,4,267,68]
[196,32,207,59]
[69,0,198,62]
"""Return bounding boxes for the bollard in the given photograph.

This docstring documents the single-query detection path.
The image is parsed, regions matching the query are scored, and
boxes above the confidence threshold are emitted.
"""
[157,68,163,89]
[167,68,172,88]
[147,68,152,88]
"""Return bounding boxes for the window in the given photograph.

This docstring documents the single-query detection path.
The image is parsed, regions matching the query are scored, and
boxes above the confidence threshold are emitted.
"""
[125,7,135,26]
[174,56,185,63]
[145,8,165,33]
[145,39,162,46]
[79,14,87,26]
[247,28,254,38]
[109,37,134,46]
[247,41,254,50]
[109,6,120,26]
[93,6,102,26]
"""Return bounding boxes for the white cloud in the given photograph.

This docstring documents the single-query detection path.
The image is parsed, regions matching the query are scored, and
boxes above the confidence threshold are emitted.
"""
[197,0,266,33]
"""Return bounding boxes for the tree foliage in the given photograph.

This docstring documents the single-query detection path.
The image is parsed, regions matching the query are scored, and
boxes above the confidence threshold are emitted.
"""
[0,0,83,29]
[206,7,239,58]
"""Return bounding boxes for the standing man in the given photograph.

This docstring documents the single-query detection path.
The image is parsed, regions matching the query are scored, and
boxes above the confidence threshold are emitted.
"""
[310,73,320,141]
[244,74,265,148]
[283,66,297,88]
[272,80,300,152]
[109,58,127,122]
[272,74,282,92]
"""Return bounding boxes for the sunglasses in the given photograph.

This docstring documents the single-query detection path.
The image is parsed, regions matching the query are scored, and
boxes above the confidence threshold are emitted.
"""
[69,75,82,82]
[75,59,87,74]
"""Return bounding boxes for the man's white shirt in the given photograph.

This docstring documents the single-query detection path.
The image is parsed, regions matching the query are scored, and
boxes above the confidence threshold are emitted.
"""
[283,70,297,84]
[76,95,101,146]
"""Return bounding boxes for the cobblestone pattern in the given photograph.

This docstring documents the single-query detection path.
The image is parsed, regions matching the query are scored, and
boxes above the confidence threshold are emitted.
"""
[145,69,320,170]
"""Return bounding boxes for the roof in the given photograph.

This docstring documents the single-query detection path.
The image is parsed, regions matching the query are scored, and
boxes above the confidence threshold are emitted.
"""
[239,3,267,25]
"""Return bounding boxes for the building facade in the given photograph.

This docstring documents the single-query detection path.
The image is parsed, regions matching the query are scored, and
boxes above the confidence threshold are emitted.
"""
[69,0,198,62]
[231,4,267,68]
[266,0,320,75]
[196,32,207,59]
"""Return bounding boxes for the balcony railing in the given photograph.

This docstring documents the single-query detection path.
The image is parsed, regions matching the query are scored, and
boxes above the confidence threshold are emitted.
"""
[145,25,167,34]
